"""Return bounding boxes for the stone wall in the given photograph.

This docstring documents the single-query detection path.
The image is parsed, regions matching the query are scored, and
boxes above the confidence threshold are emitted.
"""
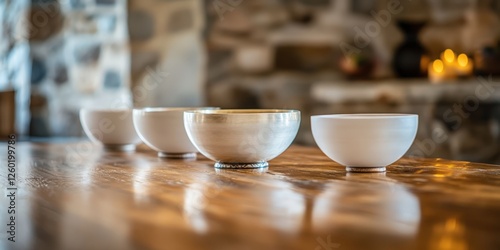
[129,0,205,108]
[206,0,500,103]
[28,0,131,136]
[3,0,206,137]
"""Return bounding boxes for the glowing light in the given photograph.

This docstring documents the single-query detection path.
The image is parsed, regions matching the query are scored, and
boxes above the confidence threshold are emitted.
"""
[443,49,455,63]
[457,54,468,67]
[433,60,444,73]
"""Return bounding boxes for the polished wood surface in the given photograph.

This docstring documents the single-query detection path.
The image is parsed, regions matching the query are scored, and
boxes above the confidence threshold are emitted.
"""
[2,142,500,250]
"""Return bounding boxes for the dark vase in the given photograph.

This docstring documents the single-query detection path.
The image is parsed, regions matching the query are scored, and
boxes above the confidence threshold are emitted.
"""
[392,21,427,78]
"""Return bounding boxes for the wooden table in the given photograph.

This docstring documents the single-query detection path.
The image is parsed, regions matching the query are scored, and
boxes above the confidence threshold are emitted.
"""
[2,142,500,250]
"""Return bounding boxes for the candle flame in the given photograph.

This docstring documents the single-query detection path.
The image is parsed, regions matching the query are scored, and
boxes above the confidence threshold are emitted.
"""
[443,49,455,63]
[457,54,468,67]
[433,60,444,73]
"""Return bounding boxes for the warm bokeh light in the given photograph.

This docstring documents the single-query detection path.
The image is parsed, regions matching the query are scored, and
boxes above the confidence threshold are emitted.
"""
[433,59,444,73]
[443,49,455,63]
[457,54,468,67]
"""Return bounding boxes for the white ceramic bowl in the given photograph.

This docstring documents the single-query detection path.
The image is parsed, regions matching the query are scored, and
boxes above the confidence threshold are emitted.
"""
[311,114,418,172]
[80,109,142,151]
[184,109,301,169]
[133,107,218,158]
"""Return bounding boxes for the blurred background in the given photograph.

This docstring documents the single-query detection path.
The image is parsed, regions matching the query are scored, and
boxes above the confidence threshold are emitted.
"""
[1,0,500,163]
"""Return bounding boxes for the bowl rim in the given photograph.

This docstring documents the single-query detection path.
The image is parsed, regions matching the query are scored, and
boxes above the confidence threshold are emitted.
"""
[133,107,219,113]
[80,108,131,113]
[184,109,300,115]
[312,113,417,119]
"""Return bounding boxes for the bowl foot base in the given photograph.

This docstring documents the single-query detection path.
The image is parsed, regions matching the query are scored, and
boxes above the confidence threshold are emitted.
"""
[215,168,268,174]
[215,161,269,169]
[158,152,197,159]
[346,166,386,173]
[104,144,136,152]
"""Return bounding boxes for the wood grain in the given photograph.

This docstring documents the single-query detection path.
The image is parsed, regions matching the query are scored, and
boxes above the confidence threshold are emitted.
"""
[1,142,500,250]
